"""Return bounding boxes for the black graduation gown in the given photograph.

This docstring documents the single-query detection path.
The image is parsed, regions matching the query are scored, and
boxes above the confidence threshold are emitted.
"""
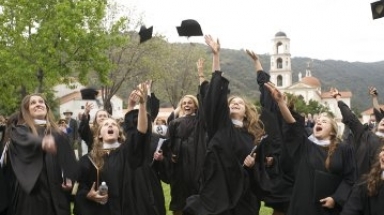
[78,114,93,152]
[341,182,384,215]
[124,108,168,215]
[7,124,78,215]
[284,122,356,215]
[184,71,260,215]
[74,129,147,215]
[167,102,207,212]
[338,100,382,179]
[256,69,293,212]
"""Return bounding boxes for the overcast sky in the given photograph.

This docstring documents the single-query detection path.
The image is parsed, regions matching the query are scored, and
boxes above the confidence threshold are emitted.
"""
[121,0,384,63]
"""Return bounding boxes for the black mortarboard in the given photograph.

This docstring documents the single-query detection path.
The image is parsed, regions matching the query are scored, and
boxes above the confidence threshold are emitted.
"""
[80,88,98,100]
[139,25,153,44]
[371,0,384,19]
[176,19,203,37]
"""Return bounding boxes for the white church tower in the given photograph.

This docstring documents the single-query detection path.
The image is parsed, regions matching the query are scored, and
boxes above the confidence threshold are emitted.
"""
[269,31,292,89]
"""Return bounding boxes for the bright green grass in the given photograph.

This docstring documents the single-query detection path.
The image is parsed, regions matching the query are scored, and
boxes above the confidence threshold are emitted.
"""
[161,182,273,215]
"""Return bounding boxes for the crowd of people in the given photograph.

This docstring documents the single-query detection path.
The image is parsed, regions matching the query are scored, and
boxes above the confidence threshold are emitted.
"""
[0,34,384,215]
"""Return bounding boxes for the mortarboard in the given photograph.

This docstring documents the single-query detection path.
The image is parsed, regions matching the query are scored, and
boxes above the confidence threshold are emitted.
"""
[176,19,203,37]
[139,25,153,44]
[80,88,99,100]
[371,0,384,19]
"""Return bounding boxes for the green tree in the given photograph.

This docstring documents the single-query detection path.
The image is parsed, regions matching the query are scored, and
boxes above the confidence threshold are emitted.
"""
[0,0,115,115]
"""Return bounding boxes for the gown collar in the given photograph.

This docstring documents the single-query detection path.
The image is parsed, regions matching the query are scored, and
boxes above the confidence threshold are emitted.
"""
[308,134,330,147]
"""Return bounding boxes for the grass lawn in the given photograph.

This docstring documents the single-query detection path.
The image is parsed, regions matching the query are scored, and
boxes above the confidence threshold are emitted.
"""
[162,182,273,215]
[71,183,273,215]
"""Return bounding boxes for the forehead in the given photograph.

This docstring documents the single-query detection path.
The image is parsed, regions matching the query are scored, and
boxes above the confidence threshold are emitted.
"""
[229,97,245,103]
[102,119,116,125]
[182,97,195,103]
[97,110,109,116]
[29,95,44,102]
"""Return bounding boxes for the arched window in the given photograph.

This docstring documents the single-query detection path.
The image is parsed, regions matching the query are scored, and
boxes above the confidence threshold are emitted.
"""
[276,42,283,54]
[277,75,283,86]
[276,58,283,69]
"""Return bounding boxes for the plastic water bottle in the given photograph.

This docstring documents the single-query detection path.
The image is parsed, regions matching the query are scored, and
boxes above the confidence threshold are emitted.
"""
[98,181,108,204]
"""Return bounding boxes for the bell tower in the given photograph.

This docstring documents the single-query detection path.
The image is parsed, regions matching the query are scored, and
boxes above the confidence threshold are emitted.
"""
[269,31,292,89]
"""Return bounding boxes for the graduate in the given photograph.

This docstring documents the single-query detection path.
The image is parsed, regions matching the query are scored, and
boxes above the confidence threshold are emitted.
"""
[6,94,78,215]
[166,91,207,215]
[264,83,356,215]
[185,35,270,215]
[74,85,149,215]
[341,145,384,215]
[78,103,110,152]
[333,87,383,180]
[246,49,293,215]
[124,82,169,215]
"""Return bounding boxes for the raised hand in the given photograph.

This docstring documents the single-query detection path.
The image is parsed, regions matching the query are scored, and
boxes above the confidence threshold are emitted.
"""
[264,82,284,103]
[246,49,259,62]
[197,58,205,76]
[84,102,94,115]
[135,82,148,104]
[369,86,378,97]
[329,87,341,99]
[204,35,220,55]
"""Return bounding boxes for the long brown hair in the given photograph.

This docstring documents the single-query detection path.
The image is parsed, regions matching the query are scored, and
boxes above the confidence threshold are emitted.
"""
[89,119,126,170]
[366,145,384,196]
[90,109,110,138]
[17,93,60,135]
[228,96,265,145]
[320,113,340,170]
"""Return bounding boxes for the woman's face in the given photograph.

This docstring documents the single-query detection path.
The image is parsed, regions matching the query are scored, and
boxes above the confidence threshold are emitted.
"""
[181,97,197,116]
[99,119,120,143]
[28,95,47,120]
[379,146,384,170]
[312,116,335,140]
[229,97,246,120]
[376,118,384,133]
[96,110,109,126]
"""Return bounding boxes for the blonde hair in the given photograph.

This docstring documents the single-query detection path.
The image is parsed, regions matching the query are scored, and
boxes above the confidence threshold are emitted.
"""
[178,95,199,116]
[318,112,340,170]
[90,118,126,170]
[228,96,265,145]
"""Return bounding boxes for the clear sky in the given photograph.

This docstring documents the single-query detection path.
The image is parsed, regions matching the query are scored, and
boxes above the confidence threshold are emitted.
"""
[121,0,384,63]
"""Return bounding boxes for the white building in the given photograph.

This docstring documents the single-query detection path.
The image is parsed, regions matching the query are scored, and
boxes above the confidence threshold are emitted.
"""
[269,32,352,133]
[54,81,124,120]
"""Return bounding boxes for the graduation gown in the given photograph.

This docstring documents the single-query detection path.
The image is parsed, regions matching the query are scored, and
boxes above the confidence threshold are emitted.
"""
[284,121,356,215]
[256,69,293,212]
[341,182,384,215]
[124,108,168,215]
[74,129,147,215]
[167,103,206,211]
[7,124,78,215]
[338,100,382,179]
[184,71,260,215]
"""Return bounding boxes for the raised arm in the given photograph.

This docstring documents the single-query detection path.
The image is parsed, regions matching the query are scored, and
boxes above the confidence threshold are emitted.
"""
[205,35,220,72]
[369,86,384,122]
[197,58,206,85]
[264,82,295,123]
[135,83,148,134]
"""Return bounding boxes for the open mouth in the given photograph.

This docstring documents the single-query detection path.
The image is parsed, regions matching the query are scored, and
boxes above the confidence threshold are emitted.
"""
[107,129,114,134]
[315,126,322,132]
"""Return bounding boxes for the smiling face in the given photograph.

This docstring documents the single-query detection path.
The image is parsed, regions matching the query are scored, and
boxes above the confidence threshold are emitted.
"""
[99,118,120,144]
[28,95,48,120]
[312,115,337,140]
[180,96,198,116]
[229,96,246,120]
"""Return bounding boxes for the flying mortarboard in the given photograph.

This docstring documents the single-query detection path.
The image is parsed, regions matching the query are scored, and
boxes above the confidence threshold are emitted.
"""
[80,88,99,100]
[176,19,203,37]
[371,0,384,19]
[139,25,153,44]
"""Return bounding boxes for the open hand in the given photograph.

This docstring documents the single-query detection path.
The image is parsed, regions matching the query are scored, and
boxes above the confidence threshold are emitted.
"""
[204,35,220,55]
